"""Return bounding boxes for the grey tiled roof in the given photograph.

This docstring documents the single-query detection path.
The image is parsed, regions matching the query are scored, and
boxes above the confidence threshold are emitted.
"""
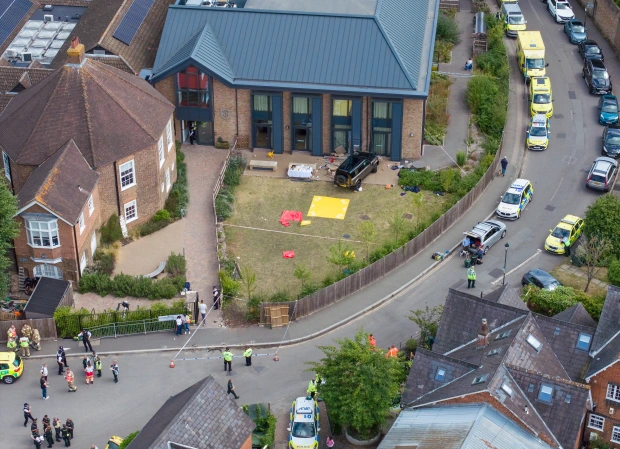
[586,333,620,380]
[127,376,255,449]
[553,303,597,328]
[592,286,620,352]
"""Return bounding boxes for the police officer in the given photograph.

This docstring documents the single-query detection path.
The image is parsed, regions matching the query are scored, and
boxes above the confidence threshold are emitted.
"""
[244,346,252,366]
[223,347,233,372]
[20,334,30,357]
[467,267,476,289]
[307,379,317,399]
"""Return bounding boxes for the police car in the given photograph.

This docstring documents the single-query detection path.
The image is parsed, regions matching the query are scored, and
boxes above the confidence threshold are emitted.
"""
[496,179,534,220]
[288,397,320,449]
[526,114,550,150]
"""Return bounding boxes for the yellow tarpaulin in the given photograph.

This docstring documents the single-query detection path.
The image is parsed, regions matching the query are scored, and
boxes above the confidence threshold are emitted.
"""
[307,196,350,220]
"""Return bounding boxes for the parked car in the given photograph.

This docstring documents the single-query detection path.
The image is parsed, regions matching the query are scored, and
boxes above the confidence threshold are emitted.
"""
[0,352,23,384]
[564,19,587,44]
[334,152,379,189]
[586,157,618,191]
[578,39,604,61]
[548,0,575,22]
[463,220,507,255]
[583,59,612,95]
[544,215,584,255]
[288,397,320,449]
[496,179,534,220]
[602,125,620,158]
[598,95,619,125]
[522,269,561,291]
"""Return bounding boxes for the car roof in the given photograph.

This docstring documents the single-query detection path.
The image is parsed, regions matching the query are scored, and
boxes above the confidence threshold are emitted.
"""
[506,179,531,194]
[0,352,15,363]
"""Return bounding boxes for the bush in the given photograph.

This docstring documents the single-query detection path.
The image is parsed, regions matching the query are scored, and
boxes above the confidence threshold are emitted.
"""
[166,252,187,277]
[456,151,466,166]
[436,11,461,45]
[152,210,171,222]
[100,214,123,245]
[609,258,620,286]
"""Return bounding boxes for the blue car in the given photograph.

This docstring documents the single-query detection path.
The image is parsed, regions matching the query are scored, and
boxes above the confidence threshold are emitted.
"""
[599,95,619,125]
[564,19,587,44]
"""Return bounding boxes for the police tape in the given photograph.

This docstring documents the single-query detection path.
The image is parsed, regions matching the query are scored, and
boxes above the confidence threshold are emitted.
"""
[174,353,274,362]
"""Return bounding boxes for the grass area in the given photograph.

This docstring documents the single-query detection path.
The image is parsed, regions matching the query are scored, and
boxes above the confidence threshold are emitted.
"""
[224,177,455,297]
[424,73,452,145]
[550,265,609,298]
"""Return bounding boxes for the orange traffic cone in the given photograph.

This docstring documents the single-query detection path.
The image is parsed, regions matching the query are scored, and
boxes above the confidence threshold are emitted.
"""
[169,360,175,368]
[273,353,279,361]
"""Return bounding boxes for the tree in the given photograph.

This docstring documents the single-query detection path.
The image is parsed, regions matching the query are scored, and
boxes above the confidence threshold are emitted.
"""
[584,194,620,258]
[387,212,407,243]
[409,304,443,349]
[411,193,425,230]
[293,264,311,292]
[356,221,376,261]
[307,329,402,439]
[0,181,18,298]
[240,266,257,300]
[578,234,612,293]
[326,240,356,270]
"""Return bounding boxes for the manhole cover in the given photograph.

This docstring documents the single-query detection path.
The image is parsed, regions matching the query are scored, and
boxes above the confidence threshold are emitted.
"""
[402,213,413,220]
[555,114,564,119]
[556,133,566,139]
[568,91,576,99]
[360,214,371,220]
[488,268,504,278]
[343,234,351,239]
[545,205,556,212]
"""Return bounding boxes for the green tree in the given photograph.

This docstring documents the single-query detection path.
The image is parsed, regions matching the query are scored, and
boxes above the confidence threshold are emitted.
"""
[240,266,257,301]
[584,194,620,258]
[356,221,376,261]
[307,329,402,439]
[409,304,443,349]
[0,181,18,298]
[411,193,425,230]
[387,212,407,243]
[293,263,312,292]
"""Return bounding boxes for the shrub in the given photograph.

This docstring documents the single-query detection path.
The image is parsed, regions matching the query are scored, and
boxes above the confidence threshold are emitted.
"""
[609,258,620,286]
[152,210,171,222]
[456,151,466,166]
[166,252,186,277]
[436,12,461,45]
[100,214,123,245]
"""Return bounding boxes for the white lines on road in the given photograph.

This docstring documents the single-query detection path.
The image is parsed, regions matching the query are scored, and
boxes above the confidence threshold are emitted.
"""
[491,249,542,285]
[549,177,564,202]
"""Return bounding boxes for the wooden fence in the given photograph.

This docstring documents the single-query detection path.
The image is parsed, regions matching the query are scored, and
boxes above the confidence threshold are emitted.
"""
[0,318,57,342]
[260,140,504,323]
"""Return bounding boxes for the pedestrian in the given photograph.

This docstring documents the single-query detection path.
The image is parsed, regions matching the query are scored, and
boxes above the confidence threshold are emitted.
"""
[94,354,102,378]
[53,418,61,442]
[213,286,220,310]
[78,329,93,352]
[32,433,43,449]
[368,334,376,349]
[501,156,508,176]
[223,347,233,372]
[65,419,74,440]
[61,425,70,447]
[189,125,196,145]
[64,368,77,392]
[199,300,207,325]
[467,266,476,289]
[386,345,399,358]
[24,403,34,427]
[58,347,68,368]
[244,346,252,366]
[326,437,334,449]
[111,360,119,383]
[44,425,54,448]
[40,364,48,382]
[183,313,191,334]
[85,361,94,384]
[307,378,317,399]
[227,379,239,399]
[20,333,30,357]
[175,315,183,336]
[41,375,49,400]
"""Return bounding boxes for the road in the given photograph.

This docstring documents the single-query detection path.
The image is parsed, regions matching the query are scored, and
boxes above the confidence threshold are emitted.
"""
[2,1,615,447]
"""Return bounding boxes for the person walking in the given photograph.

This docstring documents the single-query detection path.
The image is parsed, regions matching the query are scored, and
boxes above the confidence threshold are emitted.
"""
[53,418,61,442]
[501,157,508,177]
[467,266,476,289]
[213,286,220,310]
[111,360,119,383]
[65,419,74,440]
[57,347,68,368]
[78,329,93,352]
[175,316,183,336]
[244,346,252,366]
[94,355,102,378]
[24,403,35,427]
[85,361,94,384]
[307,379,317,399]
[40,364,48,383]
[326,437,334,449]
[199,300,207,325]
[227,379,239,399]
[64,368,77,392]
[44,425,54,448]
[61,425,70,447]
[223,347,233,372]
[41,376,49,400]
[20,333,30,357]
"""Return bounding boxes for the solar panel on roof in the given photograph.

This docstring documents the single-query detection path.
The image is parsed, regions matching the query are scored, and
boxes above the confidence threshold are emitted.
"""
[0,0,33,47]
[112,0,155,46]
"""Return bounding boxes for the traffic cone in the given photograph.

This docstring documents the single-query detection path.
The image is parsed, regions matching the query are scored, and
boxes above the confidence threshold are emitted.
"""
[273,353,279,361]
[169,360,175,368]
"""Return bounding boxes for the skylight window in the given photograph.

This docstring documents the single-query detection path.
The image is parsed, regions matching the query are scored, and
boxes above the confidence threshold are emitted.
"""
[501,383,513,396]
[495,330,512,340]
[526,334,542,351]
[576,333,592,351]
[435,368,446,382]
[472,374,488,385]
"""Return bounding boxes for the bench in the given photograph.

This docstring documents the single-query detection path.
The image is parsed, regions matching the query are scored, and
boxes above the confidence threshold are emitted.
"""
[143,261,166,279]
[249,160,277,171]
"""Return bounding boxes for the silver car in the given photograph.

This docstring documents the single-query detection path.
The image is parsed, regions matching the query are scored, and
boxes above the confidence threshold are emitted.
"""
[586,157,618,191]
[463,220,507,255]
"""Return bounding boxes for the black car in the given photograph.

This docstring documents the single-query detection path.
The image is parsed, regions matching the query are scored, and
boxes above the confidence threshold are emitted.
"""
[521,269,561,291]
[583,59,612,94]
[334,152,379,189]
[603,125,620,158]
[578,39,604,61]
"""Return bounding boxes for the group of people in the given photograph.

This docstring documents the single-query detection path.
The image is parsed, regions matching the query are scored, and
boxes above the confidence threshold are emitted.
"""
[24,404,74,448]
[6,323,41,357]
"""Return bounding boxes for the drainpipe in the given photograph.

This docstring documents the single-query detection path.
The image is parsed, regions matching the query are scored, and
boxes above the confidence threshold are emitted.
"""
[112,162,122,216]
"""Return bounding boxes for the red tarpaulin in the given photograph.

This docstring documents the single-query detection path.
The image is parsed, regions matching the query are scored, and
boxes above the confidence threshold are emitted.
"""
[283,251,295,259]
[279,210,303,227]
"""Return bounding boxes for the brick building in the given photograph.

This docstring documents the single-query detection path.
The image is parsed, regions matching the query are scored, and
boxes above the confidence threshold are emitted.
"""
[0,39,175,284]
[150,0,438,161]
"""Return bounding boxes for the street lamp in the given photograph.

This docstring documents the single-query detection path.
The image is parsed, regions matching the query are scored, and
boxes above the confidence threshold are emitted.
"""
[584,2,594,30]
[502,243,510,286]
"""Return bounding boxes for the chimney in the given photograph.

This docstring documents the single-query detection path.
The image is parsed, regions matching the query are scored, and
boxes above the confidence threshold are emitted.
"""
[476,318,490,348]
[66,36,85,65]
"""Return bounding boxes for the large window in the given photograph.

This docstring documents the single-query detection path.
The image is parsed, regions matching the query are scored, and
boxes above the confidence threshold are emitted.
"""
[176,66,210,108]
[124,200,137,223]
[252,94,273,149]
[588,414,605,431]
[2,151,10,181]
[33,264,62,279]
[607,383,620,402]
[332,99,352,152]
[119,160,136,190]
[292,96,312,151]
[371,102,393,157]
[26,218,60,248]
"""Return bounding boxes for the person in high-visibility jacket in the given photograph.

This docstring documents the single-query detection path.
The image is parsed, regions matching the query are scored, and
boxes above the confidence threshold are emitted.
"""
[223,347,233,372]
[244,347,252,366]
[7,337,17,352]
[19,335,30,357]
[307,379,317,399]
[467,267,476,289]
[386,345,398,358]
[64,368,77,392]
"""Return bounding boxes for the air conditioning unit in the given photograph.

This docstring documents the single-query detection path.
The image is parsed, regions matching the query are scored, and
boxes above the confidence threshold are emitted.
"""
[590,432,599,441]
[21,52,32,62]
[43,14,53,22]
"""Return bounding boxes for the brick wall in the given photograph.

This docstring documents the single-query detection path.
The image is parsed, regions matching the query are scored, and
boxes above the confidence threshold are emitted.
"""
[588,365,620,447]
[402,99,424,159]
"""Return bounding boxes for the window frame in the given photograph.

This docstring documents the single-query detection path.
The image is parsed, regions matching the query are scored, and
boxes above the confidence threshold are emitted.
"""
[25,218,60,248]
[124,200,138,224]
[537,384,554,404]
[119,160,136,191]
[2,151,10,181]
[87,194,94,216]
[166,121,173,151]
[158,136,165,168]
[576,332,592,351]
[607,383,620,402]
[78,212,85,235]
[612,426,620,444]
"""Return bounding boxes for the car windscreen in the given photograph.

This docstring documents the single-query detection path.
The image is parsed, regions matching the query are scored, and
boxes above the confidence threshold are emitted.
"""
[527,59,545,69]
[530,126,547,136]
[602,104,618,113]
[593,69,610,80]
[585,45,601,54]
[572,24,585,32]
[292,422,316,438]
[509,15,525,24]
[502,192,521,204]
[533,94,551,104]
[606,133,620,144]
[551,227,570,239]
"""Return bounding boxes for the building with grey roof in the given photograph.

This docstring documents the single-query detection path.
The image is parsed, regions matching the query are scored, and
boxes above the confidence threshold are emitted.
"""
[150,0,439,160]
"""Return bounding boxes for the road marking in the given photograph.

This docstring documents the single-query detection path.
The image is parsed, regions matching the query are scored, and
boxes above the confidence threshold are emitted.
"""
[491,249,542,284]
[549,177,564,202]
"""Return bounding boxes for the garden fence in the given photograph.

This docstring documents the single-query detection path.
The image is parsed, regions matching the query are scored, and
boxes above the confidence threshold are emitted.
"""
[260,136,504,324]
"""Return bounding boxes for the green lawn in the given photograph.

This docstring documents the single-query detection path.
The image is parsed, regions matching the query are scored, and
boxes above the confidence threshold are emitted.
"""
[224,176,455,297]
